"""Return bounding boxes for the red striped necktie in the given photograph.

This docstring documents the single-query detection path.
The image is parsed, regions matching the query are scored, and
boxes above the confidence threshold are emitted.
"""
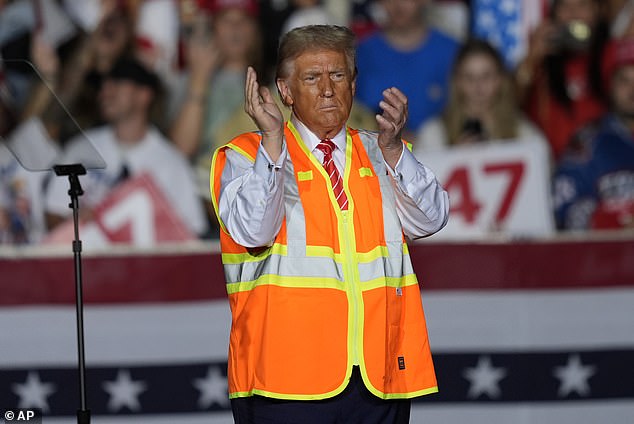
[316,139,348,210]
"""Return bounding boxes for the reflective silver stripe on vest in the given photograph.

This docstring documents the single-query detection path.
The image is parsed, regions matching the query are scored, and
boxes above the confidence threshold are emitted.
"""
[282,146,307,257]
[223,247,412,285]
[223,253,345,284]
[356,131,416,283]
[357,242,415,283]
[356,131,406,244]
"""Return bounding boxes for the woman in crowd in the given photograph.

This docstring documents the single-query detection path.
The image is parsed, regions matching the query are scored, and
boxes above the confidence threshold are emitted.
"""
[169,0,262,178]
[416,38,546,153]
[516,0,611,160]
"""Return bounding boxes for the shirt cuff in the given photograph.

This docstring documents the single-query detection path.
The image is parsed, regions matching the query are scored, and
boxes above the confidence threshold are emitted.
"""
[385,145,419,187]
[254,142,287,185]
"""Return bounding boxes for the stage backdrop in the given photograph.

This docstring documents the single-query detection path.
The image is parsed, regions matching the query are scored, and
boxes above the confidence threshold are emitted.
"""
[1,236,633,424]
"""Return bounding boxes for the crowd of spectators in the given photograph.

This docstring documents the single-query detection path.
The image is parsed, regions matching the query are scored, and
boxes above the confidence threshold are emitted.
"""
[1,0,633,246]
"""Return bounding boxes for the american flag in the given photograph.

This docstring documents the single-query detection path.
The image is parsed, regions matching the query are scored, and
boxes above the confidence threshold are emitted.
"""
[471,0,547,68]
[1,239,633,423]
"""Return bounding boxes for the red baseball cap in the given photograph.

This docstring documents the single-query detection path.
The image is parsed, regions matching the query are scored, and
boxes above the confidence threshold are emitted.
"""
[613,38,634,71]
[602,38,634,90]
[197,0,258,17]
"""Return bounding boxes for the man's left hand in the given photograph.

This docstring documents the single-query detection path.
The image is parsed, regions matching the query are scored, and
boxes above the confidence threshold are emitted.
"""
[376,87,407,168]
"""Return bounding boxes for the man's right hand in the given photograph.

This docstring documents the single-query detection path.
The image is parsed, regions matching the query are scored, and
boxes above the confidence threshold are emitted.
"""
[244,66,284,161]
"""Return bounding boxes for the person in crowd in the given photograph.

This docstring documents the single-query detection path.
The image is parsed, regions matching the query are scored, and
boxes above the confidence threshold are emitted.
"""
[355,0,460,140]
[44,57,208,238]
[168,0,262,213]
[22,0,137,139]
[0,64,15,138]
[1,67,25,244]
[0,63,56,245]
[516,0,612,160]
[552,37,634,230]
[281,0,343,35]
[211,24,448,423]
[416,38,547,152]
[0,143,49,245]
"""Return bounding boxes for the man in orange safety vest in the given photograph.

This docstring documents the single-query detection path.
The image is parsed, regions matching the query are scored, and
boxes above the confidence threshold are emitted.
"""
[211,24,449,424]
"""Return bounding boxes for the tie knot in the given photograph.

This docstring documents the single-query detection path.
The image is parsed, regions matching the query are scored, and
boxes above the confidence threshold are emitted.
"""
[317,139,336,156]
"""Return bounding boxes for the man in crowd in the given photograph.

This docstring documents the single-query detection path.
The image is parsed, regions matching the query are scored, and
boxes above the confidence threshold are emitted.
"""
[45,57,208,238]
[355,0,459,139]
[211,25,448,423]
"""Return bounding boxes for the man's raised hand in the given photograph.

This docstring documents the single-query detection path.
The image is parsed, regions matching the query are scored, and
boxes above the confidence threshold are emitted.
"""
[244,66,284,160]
[376,87,408,168]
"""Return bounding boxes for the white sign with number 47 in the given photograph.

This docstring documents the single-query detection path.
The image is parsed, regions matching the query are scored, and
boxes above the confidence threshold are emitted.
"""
[420,139,555,239]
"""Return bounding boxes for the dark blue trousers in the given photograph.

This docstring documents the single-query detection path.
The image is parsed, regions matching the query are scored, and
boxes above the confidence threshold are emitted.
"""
[230,367,411,424]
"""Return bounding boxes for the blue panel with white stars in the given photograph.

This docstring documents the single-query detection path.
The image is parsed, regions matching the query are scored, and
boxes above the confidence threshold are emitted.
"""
[472,0,524,68]
[2,349,633,417]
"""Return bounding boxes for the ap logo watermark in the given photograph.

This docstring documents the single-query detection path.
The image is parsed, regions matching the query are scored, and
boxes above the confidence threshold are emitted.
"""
[3,409,42,423]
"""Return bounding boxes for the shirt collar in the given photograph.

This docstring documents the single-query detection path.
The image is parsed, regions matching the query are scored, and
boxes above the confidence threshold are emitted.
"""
[290,115,347,153]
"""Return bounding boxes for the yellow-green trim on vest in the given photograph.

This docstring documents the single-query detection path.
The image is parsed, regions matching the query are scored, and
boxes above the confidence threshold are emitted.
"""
[360,367,439,400]
[226,274,345,295]
[221,243,287,264]
[359,167,373,177]
[225,142,257,163]
[209,148,227,234]
[297,170,313,181]
[229,366,354,400]
[360,274,419,291]
[210,141,258,235]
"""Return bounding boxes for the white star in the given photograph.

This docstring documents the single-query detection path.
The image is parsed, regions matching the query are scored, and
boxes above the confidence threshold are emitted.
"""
[508,44,524,66]
[193,366,230,409]
[553,354,596,397]
[102,369,147,412]
[463,356,507,399]
[12,372,56,412]
[500,0,517,15]
[489,33,503,50]
[477,10,497,31]
[506,21,522,39]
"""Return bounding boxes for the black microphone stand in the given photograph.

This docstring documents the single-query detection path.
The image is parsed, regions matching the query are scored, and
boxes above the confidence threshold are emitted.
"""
[53,163,91,424]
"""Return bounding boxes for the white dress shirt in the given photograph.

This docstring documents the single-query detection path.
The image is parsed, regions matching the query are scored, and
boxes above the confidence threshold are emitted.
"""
[219,116,449,247]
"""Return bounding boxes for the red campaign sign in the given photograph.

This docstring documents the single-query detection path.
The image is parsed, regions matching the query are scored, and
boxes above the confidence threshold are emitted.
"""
[44,173,193,246]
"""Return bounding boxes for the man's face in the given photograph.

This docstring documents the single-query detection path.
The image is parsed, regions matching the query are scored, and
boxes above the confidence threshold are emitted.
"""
[99,79,148,123]
[381,0,428,30]
[277,49,355,139]
[611,65,634,120]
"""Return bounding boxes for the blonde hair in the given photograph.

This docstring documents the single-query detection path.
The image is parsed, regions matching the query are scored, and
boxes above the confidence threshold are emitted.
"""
[443,39,520,145]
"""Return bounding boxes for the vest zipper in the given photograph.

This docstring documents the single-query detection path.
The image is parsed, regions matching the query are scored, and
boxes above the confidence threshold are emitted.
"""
[341,210,361,366]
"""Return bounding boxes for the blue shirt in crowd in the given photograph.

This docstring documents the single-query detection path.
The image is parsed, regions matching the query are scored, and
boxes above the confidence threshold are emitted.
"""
[553,114,634,230]
[355,29,459,133]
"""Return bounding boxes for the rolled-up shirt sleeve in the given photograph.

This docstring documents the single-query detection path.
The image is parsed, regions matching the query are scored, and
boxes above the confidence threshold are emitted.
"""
[218,142,287,247]
[385,146,449,239]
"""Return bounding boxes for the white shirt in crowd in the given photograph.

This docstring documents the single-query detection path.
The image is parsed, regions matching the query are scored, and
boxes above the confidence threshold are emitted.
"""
[45,125,208,236]
[219,116,449,248]
[415,116,548,154]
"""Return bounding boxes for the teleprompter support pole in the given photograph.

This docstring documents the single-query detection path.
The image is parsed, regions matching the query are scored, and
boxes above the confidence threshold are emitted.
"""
[53,164,90,424]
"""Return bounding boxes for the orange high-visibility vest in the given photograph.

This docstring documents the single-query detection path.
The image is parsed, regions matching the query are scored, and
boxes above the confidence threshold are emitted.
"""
[210,121,437,400]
